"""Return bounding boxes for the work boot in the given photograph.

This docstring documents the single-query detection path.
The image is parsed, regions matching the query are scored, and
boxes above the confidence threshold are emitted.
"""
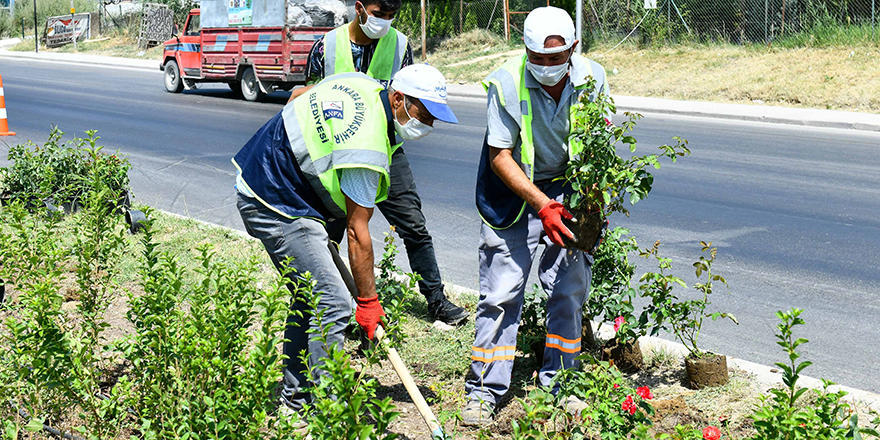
[428,297,469,326]
[461,400,494,427]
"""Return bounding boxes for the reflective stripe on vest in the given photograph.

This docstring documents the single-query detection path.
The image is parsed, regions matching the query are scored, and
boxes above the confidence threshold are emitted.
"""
[239,72,391,219]
[323,23,407,82]
[477,53,603,229]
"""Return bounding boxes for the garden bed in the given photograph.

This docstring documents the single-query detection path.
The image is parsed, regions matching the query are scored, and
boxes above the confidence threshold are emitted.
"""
[2,207,878,439]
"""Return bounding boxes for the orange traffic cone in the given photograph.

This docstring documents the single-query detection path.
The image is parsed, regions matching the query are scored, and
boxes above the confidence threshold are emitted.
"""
[0,75,15,136]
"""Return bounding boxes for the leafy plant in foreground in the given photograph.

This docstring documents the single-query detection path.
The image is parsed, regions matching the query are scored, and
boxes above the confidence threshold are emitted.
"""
[749,308,880,440]
[299,267,401,440]
[587,226,642,345]
[554,354,655,439]
[120,216,293,439]
[637,242,737,358]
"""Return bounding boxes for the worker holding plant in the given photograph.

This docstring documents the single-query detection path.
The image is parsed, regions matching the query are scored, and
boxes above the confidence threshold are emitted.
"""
[287,0,469,326]
[233,65,457,414]
[463,7,609,425]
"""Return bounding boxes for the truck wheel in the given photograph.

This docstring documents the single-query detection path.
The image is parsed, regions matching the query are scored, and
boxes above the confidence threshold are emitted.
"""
[164,60,184,93]
[241,67,265,102]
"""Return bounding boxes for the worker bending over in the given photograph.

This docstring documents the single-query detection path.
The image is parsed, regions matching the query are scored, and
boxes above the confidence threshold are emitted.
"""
[288,0,469,326]
[233,65,457,414]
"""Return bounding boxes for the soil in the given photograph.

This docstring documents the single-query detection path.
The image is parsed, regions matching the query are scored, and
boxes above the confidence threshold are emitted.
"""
[562,206,605,253]
[601,339,645,374]
[685,353,730,390]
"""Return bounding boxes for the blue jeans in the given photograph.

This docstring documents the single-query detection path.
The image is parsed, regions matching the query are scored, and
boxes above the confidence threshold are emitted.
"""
[237,194,352,410]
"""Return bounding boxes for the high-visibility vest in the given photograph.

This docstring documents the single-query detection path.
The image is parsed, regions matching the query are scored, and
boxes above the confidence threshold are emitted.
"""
[475,53,609,230]
[323,23,409,84]
[233,72,394,221]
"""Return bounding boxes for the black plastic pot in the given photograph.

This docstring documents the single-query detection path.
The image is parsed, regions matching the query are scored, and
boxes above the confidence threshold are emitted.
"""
[125,209,147,234]
[113,190,131,216]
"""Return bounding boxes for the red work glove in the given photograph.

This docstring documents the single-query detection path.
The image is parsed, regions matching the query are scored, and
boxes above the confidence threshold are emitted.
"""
[538,200,575,247]
[355,295,386,340]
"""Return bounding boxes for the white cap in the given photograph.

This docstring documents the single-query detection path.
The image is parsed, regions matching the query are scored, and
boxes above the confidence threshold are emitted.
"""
[523,7,575,54]
[390,64,457,124]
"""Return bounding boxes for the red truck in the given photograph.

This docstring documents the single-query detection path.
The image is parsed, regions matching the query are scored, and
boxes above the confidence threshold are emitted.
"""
[160,0,351,101]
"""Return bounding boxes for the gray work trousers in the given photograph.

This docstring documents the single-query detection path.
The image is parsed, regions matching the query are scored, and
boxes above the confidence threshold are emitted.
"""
[465,180,592,406]
[237,194,351,410]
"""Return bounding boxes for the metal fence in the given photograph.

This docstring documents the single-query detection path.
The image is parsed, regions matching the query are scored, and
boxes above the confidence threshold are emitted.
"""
[394,0,877,46]
[582,0,878,44]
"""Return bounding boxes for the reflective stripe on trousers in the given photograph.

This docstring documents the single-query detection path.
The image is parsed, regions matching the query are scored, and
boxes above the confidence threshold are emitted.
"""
[465,179,592,406]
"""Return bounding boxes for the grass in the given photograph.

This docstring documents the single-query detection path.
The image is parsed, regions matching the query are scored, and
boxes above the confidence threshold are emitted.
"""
[429,30,880,113]
[9,33,165,60]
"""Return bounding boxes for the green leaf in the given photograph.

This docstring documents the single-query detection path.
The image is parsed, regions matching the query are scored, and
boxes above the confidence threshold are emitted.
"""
[24,418,43,433]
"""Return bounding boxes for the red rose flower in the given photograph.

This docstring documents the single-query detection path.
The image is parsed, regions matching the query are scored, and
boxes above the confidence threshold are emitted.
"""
[622,395,637,415]
[702,426,721,440]
[636,386,653,400]
[614,316,626,332]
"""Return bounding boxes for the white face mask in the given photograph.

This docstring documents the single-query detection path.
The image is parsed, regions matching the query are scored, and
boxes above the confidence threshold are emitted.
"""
[358,9,393,39]
[526,56,571,86]
[393,100,433,140]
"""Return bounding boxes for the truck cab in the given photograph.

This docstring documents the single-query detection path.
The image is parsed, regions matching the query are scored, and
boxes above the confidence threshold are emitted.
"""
[161,9,202,93]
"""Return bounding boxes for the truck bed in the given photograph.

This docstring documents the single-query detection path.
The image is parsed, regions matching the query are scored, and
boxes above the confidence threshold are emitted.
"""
[200,26,330,83]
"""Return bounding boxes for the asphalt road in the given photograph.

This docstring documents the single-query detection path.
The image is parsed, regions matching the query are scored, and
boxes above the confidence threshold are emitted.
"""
[2,57,879,393]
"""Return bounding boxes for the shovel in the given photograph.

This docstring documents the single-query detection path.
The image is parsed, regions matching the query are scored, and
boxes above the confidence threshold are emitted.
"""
[327,242,446,440]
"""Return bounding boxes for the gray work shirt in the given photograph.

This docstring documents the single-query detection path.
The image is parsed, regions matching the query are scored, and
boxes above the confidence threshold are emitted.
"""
[486,59,605,182]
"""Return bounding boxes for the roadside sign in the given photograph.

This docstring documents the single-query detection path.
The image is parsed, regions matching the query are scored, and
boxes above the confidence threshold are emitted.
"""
[46,13,90,48]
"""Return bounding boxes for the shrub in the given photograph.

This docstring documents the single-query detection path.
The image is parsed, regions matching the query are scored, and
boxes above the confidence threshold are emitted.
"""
[749,308,880,440]
[0,128,130,210]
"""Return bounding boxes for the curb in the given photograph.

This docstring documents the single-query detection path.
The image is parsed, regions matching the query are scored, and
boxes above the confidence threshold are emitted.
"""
[0,49,160,71]
[447,83,880,133]
[155,208,880,411]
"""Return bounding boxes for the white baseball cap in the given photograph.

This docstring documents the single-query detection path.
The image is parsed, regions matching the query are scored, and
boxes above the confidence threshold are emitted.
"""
[523,7,576,54]
[389,64,458,124]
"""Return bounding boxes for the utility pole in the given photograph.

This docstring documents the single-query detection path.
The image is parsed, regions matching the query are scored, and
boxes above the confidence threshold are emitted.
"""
[575,0,583,52]
[71,0,77,51]
[502,0,509,41]
[420,0,426,61]
[33,0,38,53]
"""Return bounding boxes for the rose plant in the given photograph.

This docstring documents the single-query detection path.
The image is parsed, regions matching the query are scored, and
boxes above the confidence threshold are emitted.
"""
[638,241,737,359]
[561,77,690,252]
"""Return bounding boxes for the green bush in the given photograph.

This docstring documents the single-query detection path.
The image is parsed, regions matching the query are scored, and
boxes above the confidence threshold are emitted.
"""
[0,128,130,210]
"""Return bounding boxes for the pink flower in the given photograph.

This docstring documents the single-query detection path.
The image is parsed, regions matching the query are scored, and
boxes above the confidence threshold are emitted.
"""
[621,395,637,415]
[614,316,626,332]
[636,386,653,400]
[604,118,612,126]
[702,426,721,440]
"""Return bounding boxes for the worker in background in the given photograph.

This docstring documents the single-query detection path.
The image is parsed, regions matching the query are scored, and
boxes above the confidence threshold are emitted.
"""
[287,0,469,326]
[461,7,610,426]
[233,65,458,414]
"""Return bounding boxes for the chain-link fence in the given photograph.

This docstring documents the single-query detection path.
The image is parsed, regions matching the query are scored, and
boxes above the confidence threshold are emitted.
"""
[582,0,877,44]
[393,0,876,48]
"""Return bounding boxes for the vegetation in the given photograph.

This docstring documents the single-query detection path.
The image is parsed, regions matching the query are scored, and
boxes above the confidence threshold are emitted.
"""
[2,129,879,439]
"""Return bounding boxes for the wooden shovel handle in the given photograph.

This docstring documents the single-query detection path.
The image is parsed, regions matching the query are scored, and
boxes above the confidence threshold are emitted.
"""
[374,327,445,439]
